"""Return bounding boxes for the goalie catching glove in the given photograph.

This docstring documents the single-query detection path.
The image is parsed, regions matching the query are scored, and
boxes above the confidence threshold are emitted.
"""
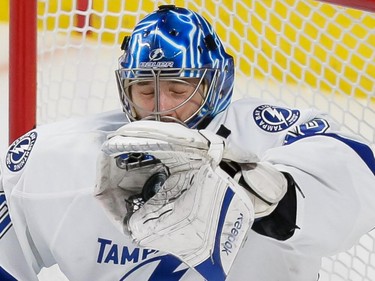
[95,120,287,280]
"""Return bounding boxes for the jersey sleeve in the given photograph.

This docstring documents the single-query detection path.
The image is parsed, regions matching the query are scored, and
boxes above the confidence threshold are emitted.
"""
[262,125,375,256]
[0,111,125,280]
[0,163,39,281]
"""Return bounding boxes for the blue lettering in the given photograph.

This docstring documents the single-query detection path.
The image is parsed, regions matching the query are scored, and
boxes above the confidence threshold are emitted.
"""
[104,244,119,264]
[142,248,157,260]
[121,247,139,264]
[97,238,111,263]
[97,237,158,266]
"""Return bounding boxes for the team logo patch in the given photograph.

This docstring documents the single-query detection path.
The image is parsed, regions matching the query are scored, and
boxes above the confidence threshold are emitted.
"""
[253,104,300,132]
[6,131,37,172]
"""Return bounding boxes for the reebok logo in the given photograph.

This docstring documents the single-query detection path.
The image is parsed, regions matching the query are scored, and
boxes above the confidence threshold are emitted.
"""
[222,213,244,255]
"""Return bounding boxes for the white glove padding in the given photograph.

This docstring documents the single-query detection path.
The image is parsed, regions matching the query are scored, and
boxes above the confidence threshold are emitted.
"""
[129,162,254,281]
[95,150,168,229]
[236,162,288,218]
[95,121,220,234]
[107,120,260,165]
[95,120,254,280]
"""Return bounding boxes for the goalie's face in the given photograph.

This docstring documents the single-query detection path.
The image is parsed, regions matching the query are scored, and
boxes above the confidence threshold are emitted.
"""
[117,5,235,128]
[125,78,207,125]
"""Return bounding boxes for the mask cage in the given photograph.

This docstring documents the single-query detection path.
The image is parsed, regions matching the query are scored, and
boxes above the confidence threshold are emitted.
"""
[116,67,220,127]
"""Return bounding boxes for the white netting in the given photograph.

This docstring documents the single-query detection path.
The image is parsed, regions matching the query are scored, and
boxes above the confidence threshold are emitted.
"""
[35,0,374,280]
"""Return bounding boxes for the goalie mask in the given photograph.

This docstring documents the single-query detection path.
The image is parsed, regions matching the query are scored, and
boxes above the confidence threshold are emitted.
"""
[116,5,234,128]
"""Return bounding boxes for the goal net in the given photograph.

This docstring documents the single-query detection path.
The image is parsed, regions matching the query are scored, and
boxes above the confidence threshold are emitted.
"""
[10,0,375,280]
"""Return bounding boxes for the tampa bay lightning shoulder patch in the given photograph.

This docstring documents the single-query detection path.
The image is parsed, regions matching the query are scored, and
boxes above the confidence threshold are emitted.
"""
[6,131,37,172]
[253,104,300,132]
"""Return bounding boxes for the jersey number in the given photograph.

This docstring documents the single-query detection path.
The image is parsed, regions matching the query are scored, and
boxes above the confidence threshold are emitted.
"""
[284,118,330,145]
[0,192,12,239]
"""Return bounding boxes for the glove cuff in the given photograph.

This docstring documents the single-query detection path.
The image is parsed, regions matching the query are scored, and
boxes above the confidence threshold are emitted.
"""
[220,161,288,218]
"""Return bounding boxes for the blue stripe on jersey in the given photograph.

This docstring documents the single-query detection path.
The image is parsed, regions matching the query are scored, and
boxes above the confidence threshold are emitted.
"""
[194,187,235,281]
[0,266,17,281]
[285,133,375,176]
[324,133,375,176]
[0,215,12,238]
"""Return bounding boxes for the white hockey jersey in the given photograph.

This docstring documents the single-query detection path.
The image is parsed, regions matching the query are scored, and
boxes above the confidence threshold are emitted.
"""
[1,98,374,281]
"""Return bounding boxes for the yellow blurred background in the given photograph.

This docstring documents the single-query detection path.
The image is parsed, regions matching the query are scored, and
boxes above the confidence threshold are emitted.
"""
[1,0,374,98]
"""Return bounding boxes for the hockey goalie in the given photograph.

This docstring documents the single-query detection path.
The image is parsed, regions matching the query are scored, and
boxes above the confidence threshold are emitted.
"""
[1,5,375,281]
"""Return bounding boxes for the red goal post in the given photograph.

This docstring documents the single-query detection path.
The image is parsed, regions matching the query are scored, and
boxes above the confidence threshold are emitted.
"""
[9,0,37,143]
[7,0,375,280]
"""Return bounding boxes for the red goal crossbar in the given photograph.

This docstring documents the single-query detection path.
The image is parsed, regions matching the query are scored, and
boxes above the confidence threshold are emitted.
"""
[318,0,375,12]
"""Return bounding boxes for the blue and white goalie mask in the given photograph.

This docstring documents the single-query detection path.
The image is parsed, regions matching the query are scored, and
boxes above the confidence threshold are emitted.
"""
[116,5,234,128]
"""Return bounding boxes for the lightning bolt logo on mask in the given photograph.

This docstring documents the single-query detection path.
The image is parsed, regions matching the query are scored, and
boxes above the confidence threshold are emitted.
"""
[253,104,300,132]
[149,48,164,61]
[6,131,37,172]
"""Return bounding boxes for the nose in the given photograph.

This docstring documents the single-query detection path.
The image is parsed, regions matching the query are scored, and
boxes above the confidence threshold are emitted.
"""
[157,88,175,113]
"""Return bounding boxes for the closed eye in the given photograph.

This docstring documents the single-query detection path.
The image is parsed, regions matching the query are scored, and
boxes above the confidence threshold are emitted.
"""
[140,91,154,96]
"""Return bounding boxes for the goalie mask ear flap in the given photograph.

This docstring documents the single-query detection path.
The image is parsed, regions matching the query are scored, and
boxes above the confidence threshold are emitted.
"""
[216,124,231,139]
